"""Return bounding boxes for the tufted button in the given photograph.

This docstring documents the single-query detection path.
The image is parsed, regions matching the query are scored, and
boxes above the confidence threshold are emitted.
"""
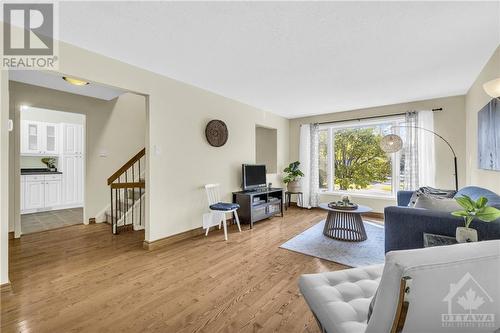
[299,264,384,333]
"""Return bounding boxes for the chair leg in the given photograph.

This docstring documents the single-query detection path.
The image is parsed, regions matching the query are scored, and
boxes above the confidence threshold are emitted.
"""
[222,215,228,241]
[234,210,241,232]
[205,226,210,236]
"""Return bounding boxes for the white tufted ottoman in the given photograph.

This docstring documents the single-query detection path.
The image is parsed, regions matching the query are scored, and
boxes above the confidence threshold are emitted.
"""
[299,264,383,333]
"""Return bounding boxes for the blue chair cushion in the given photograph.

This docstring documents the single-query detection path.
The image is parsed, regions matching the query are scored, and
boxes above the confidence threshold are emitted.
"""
[210,202,240,211]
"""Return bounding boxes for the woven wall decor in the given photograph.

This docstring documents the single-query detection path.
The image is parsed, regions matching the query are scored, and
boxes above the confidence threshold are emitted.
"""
[205,120,228,147]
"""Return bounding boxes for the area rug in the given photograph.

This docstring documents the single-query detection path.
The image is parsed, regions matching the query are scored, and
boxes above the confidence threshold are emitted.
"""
[280,219,385,267]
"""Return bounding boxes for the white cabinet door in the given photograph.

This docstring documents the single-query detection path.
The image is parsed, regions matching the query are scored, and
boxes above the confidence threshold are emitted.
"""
[44,180,62,208]
[25,181,44,210]
[63,124,77,154]
[62,155,77,205]
[21,121,42,154]
[43,123,59,155]
[75,124,84,155]
[75,156,84,203]
[63,123,83,155]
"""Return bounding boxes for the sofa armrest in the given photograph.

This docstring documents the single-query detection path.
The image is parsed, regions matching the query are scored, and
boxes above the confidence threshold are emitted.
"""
[397,191,414,206]
[384,206,500,253]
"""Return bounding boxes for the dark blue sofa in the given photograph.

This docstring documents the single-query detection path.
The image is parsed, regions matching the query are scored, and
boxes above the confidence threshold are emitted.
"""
[384,186,500,253]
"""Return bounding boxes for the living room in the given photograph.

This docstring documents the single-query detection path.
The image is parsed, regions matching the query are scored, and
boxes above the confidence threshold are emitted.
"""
[1,2,499,332]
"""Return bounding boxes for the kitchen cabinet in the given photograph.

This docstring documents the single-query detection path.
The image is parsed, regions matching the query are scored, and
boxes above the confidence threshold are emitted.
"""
[25,179,45,211]
[21,174,63,214]
[61,155,84,206]
[21,121,59,155]
[62,123,83,155]
[44,123,59,155]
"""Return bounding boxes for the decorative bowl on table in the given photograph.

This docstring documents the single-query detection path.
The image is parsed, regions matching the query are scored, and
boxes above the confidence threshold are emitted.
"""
[328,201,359,210]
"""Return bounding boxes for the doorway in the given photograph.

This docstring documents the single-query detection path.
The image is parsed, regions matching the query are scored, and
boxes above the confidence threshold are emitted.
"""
[19,106,85,234]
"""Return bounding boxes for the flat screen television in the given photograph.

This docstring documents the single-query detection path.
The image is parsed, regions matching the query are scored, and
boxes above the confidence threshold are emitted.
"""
[242,164,266,191]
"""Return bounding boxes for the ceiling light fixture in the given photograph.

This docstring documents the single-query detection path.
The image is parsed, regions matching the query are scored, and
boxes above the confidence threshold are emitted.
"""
[483,78,500,98]
[62,76,90,86]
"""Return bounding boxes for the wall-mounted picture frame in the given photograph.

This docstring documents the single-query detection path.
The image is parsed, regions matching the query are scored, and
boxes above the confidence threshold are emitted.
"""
[478,98,500,171]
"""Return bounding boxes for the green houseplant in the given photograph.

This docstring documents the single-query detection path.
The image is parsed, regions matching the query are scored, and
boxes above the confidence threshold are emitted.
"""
[452,195,500,243]
[283,161,304,192]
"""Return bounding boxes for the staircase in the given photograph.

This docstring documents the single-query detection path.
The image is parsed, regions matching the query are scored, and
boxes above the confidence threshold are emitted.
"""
[106,148,146,234]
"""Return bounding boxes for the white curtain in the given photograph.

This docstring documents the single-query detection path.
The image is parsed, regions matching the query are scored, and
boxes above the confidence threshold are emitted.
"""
[403,111,419,190]
[402,110,436,190]
[299,123,320,208]
[417,110,436,187]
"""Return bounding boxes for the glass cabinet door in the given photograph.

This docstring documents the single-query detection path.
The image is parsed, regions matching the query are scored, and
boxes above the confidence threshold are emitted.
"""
[45,124,57,153]
[28,123,39,152]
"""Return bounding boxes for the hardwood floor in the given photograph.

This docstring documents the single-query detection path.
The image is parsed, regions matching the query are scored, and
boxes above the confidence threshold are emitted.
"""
[2,207,352,333]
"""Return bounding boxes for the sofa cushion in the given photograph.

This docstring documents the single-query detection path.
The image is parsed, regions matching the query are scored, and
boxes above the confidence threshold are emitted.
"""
[408,187,456,207]
[455,186,500,209]
[299,264,383,333]
[413,194,462,212]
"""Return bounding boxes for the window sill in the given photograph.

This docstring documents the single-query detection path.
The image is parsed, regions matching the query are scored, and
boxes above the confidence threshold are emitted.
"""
[319,191,396,201]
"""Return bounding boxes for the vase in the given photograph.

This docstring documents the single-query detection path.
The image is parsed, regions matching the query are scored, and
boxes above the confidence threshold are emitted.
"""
[456,227,478,243]
[287,180,301,192]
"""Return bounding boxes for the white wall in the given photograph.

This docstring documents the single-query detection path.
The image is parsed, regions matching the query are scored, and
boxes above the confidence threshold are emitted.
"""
[289,95,467,212]
[1,70,9,285]
[22,106,85,124]
[465,46,500,193]
[0,30,289,266]
[256,126,278,174]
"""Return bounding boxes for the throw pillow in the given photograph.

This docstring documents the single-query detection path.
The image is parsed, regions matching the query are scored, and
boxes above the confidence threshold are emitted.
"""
[408,187,457,207]
[414,194,462,212]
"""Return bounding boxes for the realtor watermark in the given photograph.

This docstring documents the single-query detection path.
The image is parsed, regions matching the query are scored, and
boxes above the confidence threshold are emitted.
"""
[441,272,495,329]
[2,2,58,69]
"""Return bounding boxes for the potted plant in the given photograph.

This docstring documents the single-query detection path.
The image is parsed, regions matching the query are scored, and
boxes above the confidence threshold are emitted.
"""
[451,195,500,243]
[283,161,304,192]
[41,157,57,171]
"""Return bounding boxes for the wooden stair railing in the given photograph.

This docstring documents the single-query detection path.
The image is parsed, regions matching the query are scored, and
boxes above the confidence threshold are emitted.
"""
[108,148,146,234]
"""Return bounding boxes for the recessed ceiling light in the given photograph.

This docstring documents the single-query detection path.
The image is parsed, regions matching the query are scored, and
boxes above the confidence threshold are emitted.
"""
[62,76,89,86]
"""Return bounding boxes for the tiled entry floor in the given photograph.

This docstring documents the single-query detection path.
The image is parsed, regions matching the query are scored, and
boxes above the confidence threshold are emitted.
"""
[21,208,83,234]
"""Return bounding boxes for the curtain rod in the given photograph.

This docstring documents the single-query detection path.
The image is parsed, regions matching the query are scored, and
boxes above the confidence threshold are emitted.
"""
[315,108,443,126]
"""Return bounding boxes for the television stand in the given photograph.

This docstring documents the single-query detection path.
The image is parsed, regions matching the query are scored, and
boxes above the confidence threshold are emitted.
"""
[232,188,284,228]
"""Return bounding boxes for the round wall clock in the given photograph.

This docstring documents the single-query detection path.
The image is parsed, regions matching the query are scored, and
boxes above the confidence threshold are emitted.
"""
[205,120,228,147]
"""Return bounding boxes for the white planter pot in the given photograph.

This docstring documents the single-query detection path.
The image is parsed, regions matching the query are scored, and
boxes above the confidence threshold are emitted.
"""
[287,180,301,193]
[456,227,478,243]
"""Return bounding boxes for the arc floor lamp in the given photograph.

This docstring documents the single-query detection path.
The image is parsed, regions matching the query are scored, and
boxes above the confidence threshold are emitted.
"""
[380,127,458,191]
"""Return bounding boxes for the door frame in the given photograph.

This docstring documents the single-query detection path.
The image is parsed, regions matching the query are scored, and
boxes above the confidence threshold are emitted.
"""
[15,107,87,237]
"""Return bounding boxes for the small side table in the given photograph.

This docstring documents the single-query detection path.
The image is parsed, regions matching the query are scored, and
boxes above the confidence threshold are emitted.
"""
[423,233,458,248]
[318,203,372,242]
[285,191,303,210]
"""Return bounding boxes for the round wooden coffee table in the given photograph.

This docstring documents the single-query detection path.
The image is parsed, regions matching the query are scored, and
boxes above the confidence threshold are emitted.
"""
[319,203,372,242]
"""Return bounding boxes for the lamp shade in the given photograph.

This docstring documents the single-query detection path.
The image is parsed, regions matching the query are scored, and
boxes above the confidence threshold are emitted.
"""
[380,134,403,153]
[483,78,500,98]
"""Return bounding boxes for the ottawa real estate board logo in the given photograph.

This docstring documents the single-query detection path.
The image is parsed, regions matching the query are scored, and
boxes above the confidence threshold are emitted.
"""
[2,2,58,69]
[441,272,495,329]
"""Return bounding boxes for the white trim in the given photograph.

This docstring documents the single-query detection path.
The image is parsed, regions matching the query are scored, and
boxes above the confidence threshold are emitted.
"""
[319,116,406,196]
[320,191,396,200]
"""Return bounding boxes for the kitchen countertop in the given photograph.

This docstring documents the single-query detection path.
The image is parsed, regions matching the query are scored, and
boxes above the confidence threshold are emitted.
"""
[21,168,63,175]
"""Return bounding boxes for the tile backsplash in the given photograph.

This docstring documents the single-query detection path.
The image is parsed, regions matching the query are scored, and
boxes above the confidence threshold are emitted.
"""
[20,156,59,169]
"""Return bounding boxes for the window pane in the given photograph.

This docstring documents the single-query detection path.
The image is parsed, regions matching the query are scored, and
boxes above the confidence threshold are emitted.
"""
[332,125,392,196]
[318,129,328,189]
